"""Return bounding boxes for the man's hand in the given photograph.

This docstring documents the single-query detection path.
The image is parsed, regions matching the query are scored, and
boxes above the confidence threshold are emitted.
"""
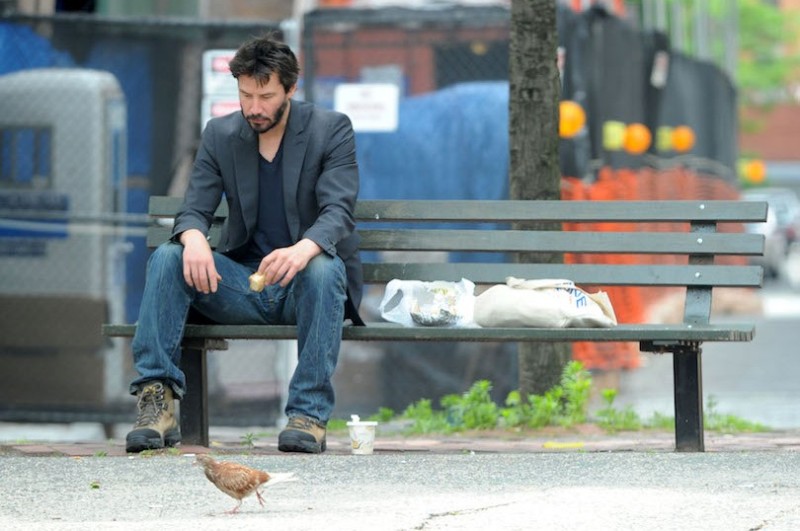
[257,238,322,288]
[180,229,222,294]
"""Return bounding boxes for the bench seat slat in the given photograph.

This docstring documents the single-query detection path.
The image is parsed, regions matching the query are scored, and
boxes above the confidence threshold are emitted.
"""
[359,230,764,255]
[361,263,763,286]
[102,323,755,343]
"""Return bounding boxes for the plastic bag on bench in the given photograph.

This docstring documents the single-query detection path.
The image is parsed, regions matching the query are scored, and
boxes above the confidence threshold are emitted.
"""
[473,277,617,328]
[379,278,476,327]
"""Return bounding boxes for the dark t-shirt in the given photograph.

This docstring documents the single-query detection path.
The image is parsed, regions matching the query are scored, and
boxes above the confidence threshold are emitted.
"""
[234,141,292,267]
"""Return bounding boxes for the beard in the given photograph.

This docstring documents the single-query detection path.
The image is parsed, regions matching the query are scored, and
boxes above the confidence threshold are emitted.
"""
[244,98,289,134]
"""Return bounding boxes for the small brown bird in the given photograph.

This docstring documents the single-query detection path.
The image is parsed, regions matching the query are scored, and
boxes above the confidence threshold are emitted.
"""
[195,454,296,514]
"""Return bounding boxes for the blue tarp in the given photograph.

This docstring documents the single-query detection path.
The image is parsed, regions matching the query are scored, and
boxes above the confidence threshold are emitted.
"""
[1,24,152,179]
[84,41,152,177]
[0,23,74,74]
[356,81,510,201]
[354,81,511,265]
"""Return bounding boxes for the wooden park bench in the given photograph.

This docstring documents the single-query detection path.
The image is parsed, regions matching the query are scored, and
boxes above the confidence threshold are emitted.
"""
[102,196,767,452]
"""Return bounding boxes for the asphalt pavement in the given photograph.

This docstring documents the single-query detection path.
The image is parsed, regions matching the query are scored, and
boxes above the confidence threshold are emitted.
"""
[2,445,800,530]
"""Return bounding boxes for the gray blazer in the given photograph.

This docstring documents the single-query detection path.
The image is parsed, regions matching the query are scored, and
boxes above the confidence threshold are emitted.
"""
[172,100,364,324]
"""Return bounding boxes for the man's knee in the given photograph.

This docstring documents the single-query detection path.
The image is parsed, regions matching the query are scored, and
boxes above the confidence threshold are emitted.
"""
[148,242,183,270]
[302,254,346,288]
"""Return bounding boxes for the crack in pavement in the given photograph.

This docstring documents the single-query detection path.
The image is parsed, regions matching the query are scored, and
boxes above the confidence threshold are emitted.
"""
[414,500,521,530]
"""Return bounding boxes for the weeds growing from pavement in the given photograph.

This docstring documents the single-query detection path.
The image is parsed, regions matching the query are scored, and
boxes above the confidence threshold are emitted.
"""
[349,361,770,435]
[395,361,593,434]
[595,388,642,432]
[703,395,768,433]
[240,432,257,449]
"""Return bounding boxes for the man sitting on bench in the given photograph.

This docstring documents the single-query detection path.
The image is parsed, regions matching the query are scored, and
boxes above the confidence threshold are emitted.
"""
[125,34,364,454]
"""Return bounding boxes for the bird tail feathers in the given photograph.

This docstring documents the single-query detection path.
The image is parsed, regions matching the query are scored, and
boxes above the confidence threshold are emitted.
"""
[266,472,298,487]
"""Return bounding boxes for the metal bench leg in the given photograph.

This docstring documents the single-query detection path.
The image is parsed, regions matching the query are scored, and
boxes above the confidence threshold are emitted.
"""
[177,337,228,447]
[673,343,704,452]
[179,339,210,447]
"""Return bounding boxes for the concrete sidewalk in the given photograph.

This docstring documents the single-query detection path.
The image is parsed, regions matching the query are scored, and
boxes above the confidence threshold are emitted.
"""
[2,430,800,531]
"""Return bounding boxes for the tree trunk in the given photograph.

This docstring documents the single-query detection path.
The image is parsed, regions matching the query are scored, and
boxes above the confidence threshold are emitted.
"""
[509,0,572,395]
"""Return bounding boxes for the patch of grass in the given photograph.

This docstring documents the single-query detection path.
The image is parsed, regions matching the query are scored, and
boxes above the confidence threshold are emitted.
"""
[326,418,348,431]
[560,361,592,425]
[704,395,769,433]
[646,411,675,431]
[370,407,396,423]
[595,393,769,434]
[500,361,592,429]
[400,362,593,434]
[595,389,642,432]
[402,398,454,434]
[442,379,499,430]
[337,362,771,437]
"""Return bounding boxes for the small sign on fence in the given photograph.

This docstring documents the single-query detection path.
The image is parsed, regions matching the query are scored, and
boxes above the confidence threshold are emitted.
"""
[334,83,399,133]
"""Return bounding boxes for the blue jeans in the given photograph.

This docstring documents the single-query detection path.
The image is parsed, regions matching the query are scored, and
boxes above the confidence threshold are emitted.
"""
[130,242,347,423]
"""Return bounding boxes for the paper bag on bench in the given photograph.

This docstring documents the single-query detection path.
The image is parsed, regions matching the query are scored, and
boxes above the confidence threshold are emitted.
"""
[474,277,617,328]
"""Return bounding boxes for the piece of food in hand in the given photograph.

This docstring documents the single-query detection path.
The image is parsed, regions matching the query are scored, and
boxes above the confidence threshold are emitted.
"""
[249,272,266,292]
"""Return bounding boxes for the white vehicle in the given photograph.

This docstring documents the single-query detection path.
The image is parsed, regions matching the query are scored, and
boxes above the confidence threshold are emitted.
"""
[0,68,129,407]
[742,187,800,279]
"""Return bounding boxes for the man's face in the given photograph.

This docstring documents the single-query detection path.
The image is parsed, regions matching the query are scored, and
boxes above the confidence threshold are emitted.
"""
[237,74,296,134]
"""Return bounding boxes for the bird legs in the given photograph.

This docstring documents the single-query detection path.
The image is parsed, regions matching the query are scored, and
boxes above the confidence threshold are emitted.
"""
[226,490,265,514]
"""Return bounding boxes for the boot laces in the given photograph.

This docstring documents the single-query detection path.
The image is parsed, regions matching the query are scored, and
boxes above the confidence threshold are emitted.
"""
[287,416,320,430]
[135,384,167,428]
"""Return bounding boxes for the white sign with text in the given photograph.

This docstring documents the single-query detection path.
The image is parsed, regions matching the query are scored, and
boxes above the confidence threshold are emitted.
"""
[334,83,399,133]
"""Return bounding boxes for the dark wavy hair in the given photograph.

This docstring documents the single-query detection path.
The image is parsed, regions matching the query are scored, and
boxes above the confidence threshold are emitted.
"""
[228,34,300,92]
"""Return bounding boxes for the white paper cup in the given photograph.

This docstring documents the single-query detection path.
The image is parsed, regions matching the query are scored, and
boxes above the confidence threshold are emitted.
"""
[346,420,378,455]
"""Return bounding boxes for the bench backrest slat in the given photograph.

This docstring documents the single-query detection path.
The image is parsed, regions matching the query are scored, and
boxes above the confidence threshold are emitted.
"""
[147,226,222,248]
[147,197,768,223]
[149,196,228,218]
[361,263,763,287]
[359,229,764,255]
[148,226,763,257]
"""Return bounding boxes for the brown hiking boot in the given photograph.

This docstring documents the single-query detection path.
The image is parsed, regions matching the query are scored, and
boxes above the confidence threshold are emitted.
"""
[278,415,327,453]
[125,381,180,453]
